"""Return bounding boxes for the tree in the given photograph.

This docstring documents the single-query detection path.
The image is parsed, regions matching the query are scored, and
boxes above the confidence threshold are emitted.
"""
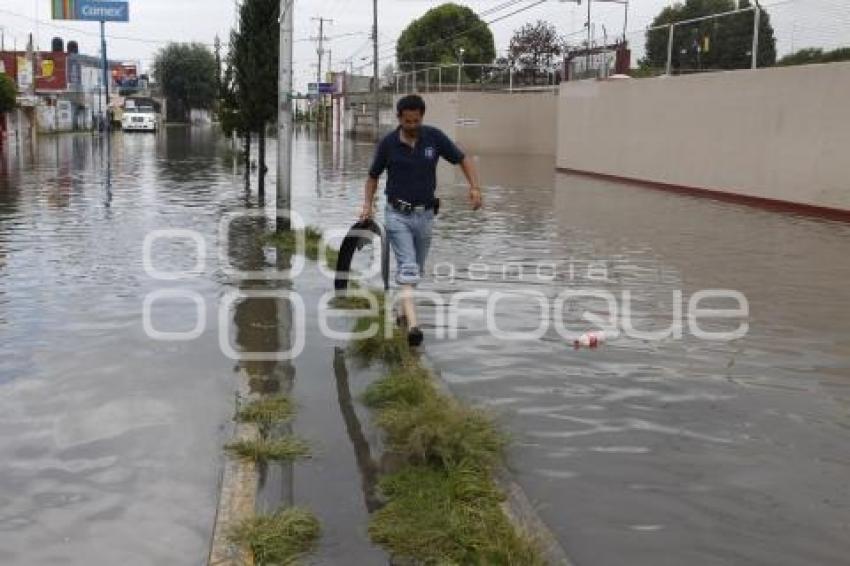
[642,0,776,73]
[231,0,279,195]
[778,46,850,66]
[509,20,564,85]
[396,3,496,82]
[153,43,218,122]
[0,74,16,114]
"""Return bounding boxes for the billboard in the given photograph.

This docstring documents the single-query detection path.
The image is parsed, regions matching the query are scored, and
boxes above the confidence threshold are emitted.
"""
[52,0,129,22]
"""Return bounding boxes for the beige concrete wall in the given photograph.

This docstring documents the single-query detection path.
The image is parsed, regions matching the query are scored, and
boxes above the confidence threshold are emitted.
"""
[557,62,850,211]
[409,92,557,156]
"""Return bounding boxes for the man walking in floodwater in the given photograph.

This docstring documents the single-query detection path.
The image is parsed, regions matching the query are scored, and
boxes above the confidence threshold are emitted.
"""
[360,94,482,346]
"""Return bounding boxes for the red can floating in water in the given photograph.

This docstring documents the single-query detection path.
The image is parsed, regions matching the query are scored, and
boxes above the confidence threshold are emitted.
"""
[574,331,606,349]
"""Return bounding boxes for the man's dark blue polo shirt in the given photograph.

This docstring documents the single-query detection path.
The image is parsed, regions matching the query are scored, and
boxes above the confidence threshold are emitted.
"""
[368,125,465,204]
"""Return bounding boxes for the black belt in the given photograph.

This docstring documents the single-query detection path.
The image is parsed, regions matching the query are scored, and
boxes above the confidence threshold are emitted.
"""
[389,197,440,215]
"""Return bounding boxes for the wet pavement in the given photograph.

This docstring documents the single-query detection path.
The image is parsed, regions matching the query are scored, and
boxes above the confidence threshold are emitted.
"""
[1,128,849,565]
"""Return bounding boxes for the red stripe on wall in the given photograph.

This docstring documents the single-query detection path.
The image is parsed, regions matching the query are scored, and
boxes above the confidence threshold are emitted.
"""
[556,167,850,223]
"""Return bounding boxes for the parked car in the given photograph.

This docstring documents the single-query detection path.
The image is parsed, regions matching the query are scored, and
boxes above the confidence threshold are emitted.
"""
[121,106,157,132]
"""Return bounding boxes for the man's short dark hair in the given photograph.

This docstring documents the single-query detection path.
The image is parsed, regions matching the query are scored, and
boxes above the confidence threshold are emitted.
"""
[397,94,426,116]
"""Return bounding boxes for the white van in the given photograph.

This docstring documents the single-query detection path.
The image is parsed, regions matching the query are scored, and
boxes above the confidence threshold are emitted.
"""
[122,105,158,132]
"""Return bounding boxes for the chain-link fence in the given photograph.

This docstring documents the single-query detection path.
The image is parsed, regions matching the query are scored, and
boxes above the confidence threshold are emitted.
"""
[390,0,849,91]
[626,0,850,77]
[392,63,560,94]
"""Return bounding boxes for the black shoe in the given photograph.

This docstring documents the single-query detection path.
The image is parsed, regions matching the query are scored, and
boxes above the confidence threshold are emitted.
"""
[407,327,424,347]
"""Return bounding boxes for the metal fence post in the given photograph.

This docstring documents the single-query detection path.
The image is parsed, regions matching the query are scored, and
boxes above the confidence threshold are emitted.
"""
[438,66,442,92]
[456,64,462,93]
[751,5,760,69]
[426,67,430,92]
[395,74,399,95]
[666,23,675,75]
[509,65,513,93]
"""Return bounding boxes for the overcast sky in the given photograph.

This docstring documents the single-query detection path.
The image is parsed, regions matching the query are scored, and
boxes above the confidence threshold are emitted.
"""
[1,0,848,90]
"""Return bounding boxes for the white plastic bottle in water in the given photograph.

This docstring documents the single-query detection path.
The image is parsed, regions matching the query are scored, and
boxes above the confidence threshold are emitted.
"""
[574,331,606,349]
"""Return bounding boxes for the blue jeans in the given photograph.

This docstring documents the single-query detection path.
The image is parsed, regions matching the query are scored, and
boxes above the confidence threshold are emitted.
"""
[385,205,435,286]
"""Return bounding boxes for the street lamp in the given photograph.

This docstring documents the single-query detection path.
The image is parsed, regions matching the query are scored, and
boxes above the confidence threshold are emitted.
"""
[457,47,465,94]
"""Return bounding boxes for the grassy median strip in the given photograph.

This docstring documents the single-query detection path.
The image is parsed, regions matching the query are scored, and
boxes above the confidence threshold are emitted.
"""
[228,507,321,566]
[349,294,545,565]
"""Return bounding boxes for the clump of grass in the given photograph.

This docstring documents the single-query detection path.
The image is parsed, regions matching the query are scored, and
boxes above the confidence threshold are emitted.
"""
[225,436,310,462]
[362,363,433,408]
[329,294,374,310]
[377,395,505,470]
[348,300,410,366]
[369,464,544,565]
[236,396,295,434]
[229,507,321,566]
[264,226,322,259]
[265,226,341,269]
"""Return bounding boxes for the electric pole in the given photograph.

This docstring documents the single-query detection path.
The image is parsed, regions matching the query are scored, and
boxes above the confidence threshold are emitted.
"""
[277,0,294,231]
[311,17,332,126]
[372,0,380,139]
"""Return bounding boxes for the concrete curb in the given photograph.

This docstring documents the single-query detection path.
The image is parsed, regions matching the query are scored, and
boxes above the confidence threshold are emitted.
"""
[208,393,260,566]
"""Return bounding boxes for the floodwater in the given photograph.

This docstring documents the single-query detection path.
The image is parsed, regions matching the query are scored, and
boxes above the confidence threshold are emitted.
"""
[1,128,849,565]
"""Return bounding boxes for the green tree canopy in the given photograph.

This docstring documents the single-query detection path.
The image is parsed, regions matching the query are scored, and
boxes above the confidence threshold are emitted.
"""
[509,20,564,84]
[232,0,279,131]
[0,74,17,114]
[397,3,496,80]
[153,43,218,121]
[642,0,776,73]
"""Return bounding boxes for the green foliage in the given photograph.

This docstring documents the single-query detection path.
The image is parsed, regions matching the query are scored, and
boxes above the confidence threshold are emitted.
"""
[375,384,504,470]
[351,307,538,563]
[348,300,410,367]
[225,436,310,462]
[219,41,248,138]
[232,0,279,131]
[509,20,563,84]
[0,73,16,114]
[152,43,218,121]
[778,46,850,66]
[642,0,776,73]
[229,507,321,566]
[362,363,433,408]
[397,3,496,81]
[369,464,544,565]
[264,226,338,269]
[236,396,295,429]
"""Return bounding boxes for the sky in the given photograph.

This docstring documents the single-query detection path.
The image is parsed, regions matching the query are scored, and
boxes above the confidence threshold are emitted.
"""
[1,0,848,91]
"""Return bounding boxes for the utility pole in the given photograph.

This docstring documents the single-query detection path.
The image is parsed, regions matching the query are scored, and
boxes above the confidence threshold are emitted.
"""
[372,0,379,139]
[311,17,332,126]
[586,0,592,77]
[277,0,294,231]
[214,35,222,93]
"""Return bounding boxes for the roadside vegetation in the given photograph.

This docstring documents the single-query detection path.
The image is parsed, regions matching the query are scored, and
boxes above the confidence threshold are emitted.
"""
[223,393,318,564]
[264,225,339,271]
[228,507,321,566]
[345,293,545,564]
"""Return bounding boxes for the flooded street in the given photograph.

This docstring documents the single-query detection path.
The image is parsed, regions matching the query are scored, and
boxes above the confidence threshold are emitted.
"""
[1,128,849,565]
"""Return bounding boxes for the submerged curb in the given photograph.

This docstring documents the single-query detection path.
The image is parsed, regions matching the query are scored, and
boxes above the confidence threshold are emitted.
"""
[208,392,260,566]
